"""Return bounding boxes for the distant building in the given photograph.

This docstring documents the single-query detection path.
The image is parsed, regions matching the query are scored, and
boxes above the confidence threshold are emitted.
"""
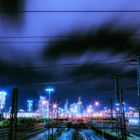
[0,91,6,119]
[0,91,6,110]
[37,96,49,118]
[64,100,68,117]
[77,97,84,117]
[69,97,84,117]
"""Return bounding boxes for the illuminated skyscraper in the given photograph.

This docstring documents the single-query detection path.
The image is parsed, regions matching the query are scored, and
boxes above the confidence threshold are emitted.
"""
[0,91,6,110]
[77,97,84,117]
[64,100,68,117]
[70,103,77,117]
[0,91,7,120]
[38,96,49,118]
[69,97,84,117]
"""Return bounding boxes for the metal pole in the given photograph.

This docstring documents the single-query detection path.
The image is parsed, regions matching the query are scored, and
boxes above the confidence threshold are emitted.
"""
[49,91,51,119]
[115,75,121,138]
[115,76,120,104]
[102,122,104,139]
[44,108,46,126]
[48,128,50,140]
[110,99,113,127]
[52,128,53,140]
[0,109,1,121]
[9,88,18,140]
[120,89,127,140]
[137,56,140,128]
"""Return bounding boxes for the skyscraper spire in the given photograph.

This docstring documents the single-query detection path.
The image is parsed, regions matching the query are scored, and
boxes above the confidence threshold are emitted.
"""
[64,99,68,113]
[78,96,82,104]
[78,96,81,102]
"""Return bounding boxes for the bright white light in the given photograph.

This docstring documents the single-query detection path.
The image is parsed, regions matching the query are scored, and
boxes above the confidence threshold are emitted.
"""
[27,100,33,103]
[116,107,120,111]
[19,109,24,112]
[89,105,92,108]
[42,100,48,105]
[95,101,99,106]
[0,91,7,96]
[87,108,92,113]
[53,104,57,109]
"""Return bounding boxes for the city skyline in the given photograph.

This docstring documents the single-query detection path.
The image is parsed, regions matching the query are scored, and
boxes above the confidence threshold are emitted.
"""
[0,1,140,108]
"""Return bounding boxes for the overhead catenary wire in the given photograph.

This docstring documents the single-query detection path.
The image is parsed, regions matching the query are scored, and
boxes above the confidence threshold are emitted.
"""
[1,10,140,13]
[0,38,140,44]
[0,34,140,39]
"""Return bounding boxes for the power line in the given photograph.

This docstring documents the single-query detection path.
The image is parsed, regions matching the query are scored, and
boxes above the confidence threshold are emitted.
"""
[0,38,140,44]
[0,34,140,39]
[32,81,71,85]
[1,10,140,13]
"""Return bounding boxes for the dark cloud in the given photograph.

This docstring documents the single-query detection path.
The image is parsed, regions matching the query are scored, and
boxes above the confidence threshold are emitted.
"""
[43,24,140,60]
[0,60,53,85]
[69,63,121,81]
[0,22,138,106]
[0,0,24,24]
[40,23,139,105]
[0,0,24,14]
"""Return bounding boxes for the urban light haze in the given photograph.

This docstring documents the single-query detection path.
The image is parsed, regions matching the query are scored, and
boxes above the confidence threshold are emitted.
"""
[0,1,140,140]
[0,0,140,108]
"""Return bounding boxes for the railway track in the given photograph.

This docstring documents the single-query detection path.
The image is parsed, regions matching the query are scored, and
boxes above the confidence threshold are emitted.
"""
[0,124,46,140]
[80,129,105,140]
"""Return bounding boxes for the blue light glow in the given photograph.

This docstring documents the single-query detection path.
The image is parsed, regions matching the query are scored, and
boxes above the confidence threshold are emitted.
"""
[45,88,55,92]
[0,90,7,109]
[115,102,120,106]
[129,118,139,125]
[27,100,33,112]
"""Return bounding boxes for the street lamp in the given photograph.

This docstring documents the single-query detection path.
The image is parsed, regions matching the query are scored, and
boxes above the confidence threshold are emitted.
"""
[45,88,54,102]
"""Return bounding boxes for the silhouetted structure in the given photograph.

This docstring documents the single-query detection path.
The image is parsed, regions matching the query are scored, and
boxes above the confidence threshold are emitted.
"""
[137,56,140,128]
[115,76,127,140]
[9,88,18,140]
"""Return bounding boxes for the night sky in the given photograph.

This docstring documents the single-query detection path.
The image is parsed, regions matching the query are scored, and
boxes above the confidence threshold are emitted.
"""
[0,0,140,109]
